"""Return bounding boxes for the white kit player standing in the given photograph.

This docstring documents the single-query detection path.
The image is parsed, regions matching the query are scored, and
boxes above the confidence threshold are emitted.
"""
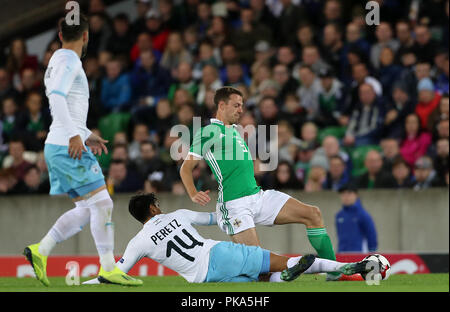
[23,14,142,287]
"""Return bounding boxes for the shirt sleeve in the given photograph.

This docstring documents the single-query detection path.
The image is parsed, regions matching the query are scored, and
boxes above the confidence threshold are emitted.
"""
[188,126,217,159]
[177,209,217,226]
[47,55,81,97]
[116,237,146,274]
[48,93,80,139]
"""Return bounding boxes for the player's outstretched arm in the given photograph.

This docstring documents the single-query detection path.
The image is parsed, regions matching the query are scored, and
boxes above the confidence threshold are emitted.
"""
[180,154,211,206]
[177,209,217,226]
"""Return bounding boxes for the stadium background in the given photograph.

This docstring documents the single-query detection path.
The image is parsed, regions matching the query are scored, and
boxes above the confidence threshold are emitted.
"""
[0,0,448,278]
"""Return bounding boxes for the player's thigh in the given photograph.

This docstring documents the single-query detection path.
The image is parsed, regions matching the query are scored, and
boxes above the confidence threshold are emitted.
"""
[273,197,323,227]
[231,227,260,246]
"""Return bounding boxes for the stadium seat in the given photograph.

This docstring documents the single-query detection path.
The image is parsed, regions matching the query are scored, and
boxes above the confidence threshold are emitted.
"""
[349,145,382,177]
[318,126,346,144]
[98,112,131,143]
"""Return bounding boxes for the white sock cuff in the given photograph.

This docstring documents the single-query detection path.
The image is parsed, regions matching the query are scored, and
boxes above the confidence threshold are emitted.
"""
[287,256,302,269]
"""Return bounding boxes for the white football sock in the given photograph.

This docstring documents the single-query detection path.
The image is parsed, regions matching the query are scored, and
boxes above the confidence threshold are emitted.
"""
[269,256,347,282]
[85,189,115,271]
[39,200,90,256]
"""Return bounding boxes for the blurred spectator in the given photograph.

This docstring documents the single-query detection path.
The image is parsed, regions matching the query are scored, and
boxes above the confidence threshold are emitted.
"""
[296,65,321,120]
[394,20,415,63]
[433,138,449,182]
[323,155,349,191]
[415,77,442,130]
[105,13,135,57]
[412,156,445,190]
[106,159,144,194]
[316,67,345,126]
[272,63,298,104]
[266,160,302,190]
[128,123,150,161]
[321,23,344,73]
[355,150,395,189]
[144,9,170,53]
[250,0,278,31]
[335,184,377,253]
[5,38,38,91]
[1,97,25,144]
[231,7,272,65]
[196,65,222,106]
[300,122,319,147]
[377,47,402,97]
[344,83,385,147]
[291,23,316,55]
[294,141,315,184]
[370,22,400,70]
[130,32,162,64]
[436,119,449,140]
[383,82,415,139]
[277,0,308,45]
[412,24,440,64]
[206,16,229,49]
[130,49,172,104]
[0,68,19,102]
[304,154,328,192]
[343,62,382,117]
[400,113,432,168]
[270,120,301,165]
[160,32,193,75]
[380,137,401,172]
[87,13,111,56]
[435,53,449,95]
[167,61,198,102]
[134,140,164,178]
[21,91,51,151]
[101,58,132,112]
[84,56,104,128]
[192,39,219,80]
[427,94,449,135]
[390,156,415,189]
[2,137,32,182]
[17,165,50,194]
[296,45,330,78]
[132,0,152,37]
[312,135,350,171]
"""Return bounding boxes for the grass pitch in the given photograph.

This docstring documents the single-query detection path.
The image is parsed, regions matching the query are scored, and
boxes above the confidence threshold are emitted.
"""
[0,273,447,292]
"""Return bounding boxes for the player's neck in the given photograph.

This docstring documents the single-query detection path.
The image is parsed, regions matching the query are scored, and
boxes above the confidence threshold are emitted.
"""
[61,42,82,58]
[214,113,231,127]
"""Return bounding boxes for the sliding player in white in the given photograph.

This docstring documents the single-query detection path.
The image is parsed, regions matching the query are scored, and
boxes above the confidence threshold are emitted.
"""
[84,193,374,285]
[23,14,141,286]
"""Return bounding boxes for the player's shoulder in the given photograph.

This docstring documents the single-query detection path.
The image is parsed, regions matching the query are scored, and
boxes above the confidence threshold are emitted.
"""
[195,123,221,136]
[50,49,81,67]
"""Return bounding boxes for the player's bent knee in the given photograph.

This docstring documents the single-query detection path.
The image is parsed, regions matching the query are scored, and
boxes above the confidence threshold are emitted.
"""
[307,205,323,227]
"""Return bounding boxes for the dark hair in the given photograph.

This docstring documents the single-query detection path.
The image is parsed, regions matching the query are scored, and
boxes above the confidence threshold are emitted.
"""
[128,192,158,223]
[59,13,89,42]
[213,86,243,106]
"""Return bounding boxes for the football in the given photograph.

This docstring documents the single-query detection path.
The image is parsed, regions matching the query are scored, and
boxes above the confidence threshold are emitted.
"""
[361,254,391,281]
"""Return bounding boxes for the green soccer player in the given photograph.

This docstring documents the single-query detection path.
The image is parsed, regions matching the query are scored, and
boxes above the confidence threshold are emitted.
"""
[180,86,344,281]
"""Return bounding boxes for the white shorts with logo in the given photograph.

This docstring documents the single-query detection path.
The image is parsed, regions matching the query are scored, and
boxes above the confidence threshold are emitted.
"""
[216,189,291,235]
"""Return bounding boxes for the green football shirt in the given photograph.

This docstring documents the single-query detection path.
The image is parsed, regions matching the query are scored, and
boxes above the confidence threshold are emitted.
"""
[189,118,261,203]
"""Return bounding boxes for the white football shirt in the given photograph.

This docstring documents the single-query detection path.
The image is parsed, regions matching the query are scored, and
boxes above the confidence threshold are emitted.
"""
[117,210,219,283]
[44,48,91,146]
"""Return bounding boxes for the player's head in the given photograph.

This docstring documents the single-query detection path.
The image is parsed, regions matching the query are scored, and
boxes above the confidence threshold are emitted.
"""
[58,13,89,57]
[128,192,161,224]
[214,86,244,124]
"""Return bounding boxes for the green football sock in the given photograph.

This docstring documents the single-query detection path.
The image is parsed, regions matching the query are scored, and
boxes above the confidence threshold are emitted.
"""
[306,227,340,277]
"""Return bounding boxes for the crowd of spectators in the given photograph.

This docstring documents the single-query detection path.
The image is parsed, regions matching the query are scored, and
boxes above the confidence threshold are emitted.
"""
[0,0,449,196]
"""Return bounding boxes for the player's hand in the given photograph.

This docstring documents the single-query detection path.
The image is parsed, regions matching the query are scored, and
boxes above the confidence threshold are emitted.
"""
[86,133,109,156]
[69,135,87,160]
[191,190,211,206]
